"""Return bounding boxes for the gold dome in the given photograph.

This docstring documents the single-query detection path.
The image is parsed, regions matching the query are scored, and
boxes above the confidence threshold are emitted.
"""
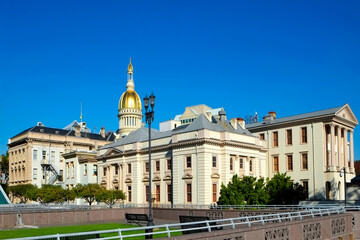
[119,90,142,110]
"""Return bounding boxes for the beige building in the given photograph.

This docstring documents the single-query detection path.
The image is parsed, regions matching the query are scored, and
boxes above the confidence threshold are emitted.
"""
[97,109,267,205]
[246,104,358,201]
[7,121,115,187]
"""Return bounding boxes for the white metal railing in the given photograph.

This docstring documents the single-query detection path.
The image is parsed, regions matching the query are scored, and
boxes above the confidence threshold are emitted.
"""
[5,206,346,240]
[1,203,360,213]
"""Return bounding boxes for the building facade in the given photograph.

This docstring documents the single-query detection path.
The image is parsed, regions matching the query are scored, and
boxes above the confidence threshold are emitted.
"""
[97,111,267,205]
[246,104,358,201]
[7,121,114,187]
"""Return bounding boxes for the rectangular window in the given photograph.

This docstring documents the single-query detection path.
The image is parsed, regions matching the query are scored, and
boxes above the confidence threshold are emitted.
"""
[212,184,217,202]
[84,164,87,176]
[287,155,293,171]
[186,156,191,168]
[212,156,217,168]
[302,181,309,200]
[186,184,192,203]
[145,162,149,173]
[33,150,37,160]
[42,150,46,160]
[286,129,292,145]
[33,168,37,179]
[66,163,69,179]
[167,159,172,170]
[259,133,265,140]
[156,185,160,202]
[302,153,308,170]
[103,167,107,176]
[93,165,97,176]
[156,161,160,172]
[167,184,172,202]
[230,157,233,171]
[51,151,55,162]
[128,163,131,174]
[145,186,149,202]
[240,158,244,169]
[301,127,307,144]
[273,156,279,172]
[249,159,253,172]
[273,132,278,147]
[115,165,119,175]
[128,186,132,202]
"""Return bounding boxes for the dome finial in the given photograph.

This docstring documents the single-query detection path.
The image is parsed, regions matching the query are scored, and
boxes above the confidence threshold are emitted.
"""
[127,58,133,74]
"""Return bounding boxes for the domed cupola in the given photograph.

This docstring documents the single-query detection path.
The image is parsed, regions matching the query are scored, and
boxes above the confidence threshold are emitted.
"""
[117,59,143,138]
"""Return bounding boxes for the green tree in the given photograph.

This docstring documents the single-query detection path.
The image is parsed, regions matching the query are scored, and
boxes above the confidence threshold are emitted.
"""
[266,173,306,204]
[217,175,269,205]
[62,188,76,203]
[95,188,126,208]
[74,183,103,206]
[9,184,37,203]
[0,152,9,179]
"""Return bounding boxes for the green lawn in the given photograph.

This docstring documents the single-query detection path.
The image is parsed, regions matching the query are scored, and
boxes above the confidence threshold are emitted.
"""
[0,223,182,239]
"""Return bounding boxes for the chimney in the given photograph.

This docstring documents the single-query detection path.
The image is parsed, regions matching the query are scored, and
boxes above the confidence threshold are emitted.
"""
[263,111,276,123]
[268,111,276,119]
[75,125,81,137]
[100,127,105,138]
[230,118,238,130]
[218,108,227,122]
[237,117,245,129]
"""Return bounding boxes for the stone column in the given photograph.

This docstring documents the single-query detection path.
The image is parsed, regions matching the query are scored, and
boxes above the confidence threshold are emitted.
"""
[323,124,328,169]
[330,124,336,171]
[350,130,354,170]
[342,128,346,168]
[337,126,341,168]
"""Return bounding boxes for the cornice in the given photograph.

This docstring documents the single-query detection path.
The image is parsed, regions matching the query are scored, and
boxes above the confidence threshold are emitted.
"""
[247,115,334,132]
[97,137,264,162]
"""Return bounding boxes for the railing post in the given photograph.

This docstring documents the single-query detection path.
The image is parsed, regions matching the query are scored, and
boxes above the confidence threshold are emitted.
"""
[260,216,265,225]
[246,217,251,227]
[57,234,60,240]
[298,212,303,220]
[206,220,212,232]
[277,214,282,223]
[288,213,292,221]
[165,225,171,237]
[310,209,314,218]
[118,229,123,240]
[230,219,235,229]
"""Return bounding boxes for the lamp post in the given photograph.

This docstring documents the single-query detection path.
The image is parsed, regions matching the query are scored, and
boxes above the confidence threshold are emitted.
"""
[143,93,155,238]
[339,167,347,205]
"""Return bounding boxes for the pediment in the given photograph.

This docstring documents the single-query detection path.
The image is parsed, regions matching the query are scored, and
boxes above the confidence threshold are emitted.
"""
[112,178,119,184]
[211,172,220,179]
[143,176,149,182]
[102,148,122,157]
[163,174,172,181]
[101,180,106,185]
[336,104,359,124]
[182,173,193,179]
[153,175,161,181]
[125,177,132,183]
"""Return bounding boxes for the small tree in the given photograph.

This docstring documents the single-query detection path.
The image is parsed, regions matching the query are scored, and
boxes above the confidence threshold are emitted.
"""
[9,184,37,203]
[266,173,306,204]
[96,188,126,208]
[217,175,269,205]
[74,183,103,206]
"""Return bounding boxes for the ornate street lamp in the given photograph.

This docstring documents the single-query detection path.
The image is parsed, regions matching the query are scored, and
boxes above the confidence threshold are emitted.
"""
[143,93,155,238]
[339,167,347,205]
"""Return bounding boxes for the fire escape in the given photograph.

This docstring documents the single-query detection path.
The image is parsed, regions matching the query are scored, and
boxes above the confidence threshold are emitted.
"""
[41,162,63,184]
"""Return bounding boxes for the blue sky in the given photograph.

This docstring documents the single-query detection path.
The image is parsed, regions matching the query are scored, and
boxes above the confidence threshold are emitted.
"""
[1,1,360,159]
